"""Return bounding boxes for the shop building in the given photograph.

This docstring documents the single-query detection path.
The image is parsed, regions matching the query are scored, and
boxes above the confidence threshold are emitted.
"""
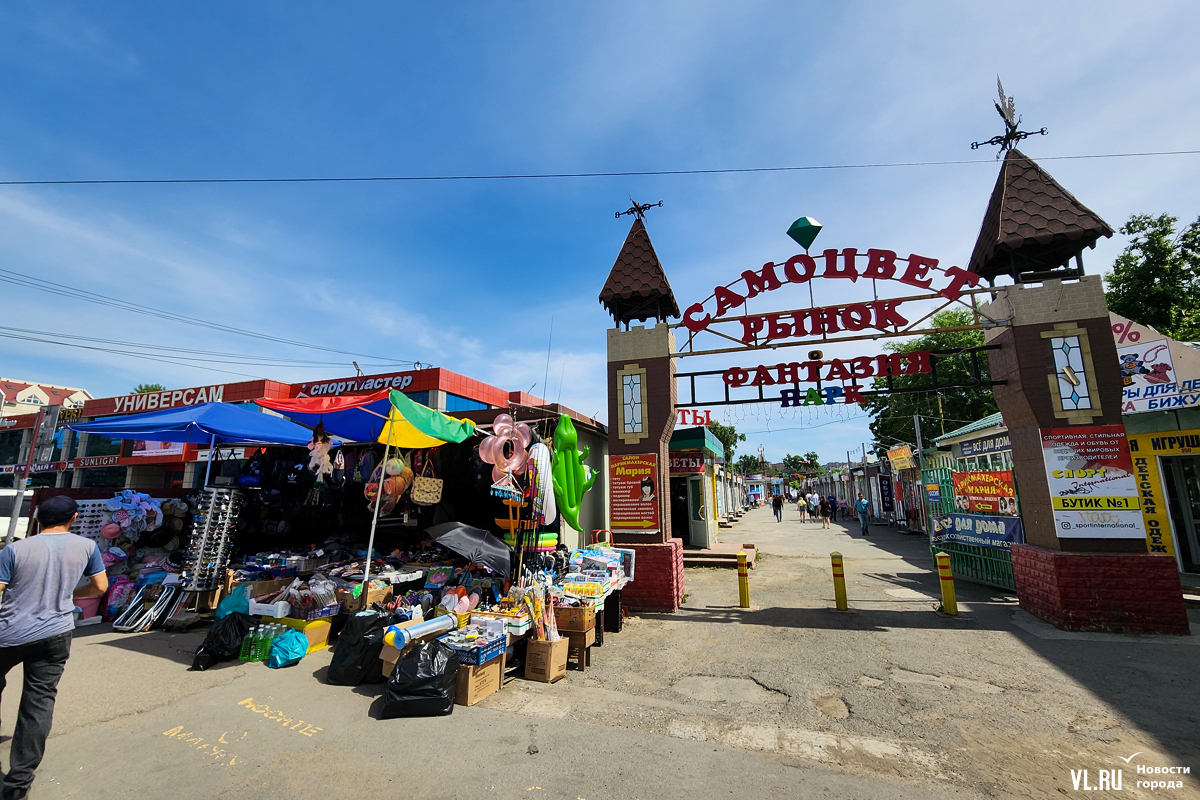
[0,378,91,416]
[0,368,606,527]
[666,424,724,548]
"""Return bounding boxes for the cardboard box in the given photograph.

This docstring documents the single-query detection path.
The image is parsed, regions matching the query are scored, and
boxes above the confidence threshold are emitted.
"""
[337,584,394,612]
[524,639,568,683]
[566,627,596,670]
[554,605,596,633]
[380,643,401,674]
[455,658,502,706]
[277,617,331,653]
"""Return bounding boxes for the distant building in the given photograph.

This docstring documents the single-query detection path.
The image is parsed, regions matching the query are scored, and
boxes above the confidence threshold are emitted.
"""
[0,379,92,416]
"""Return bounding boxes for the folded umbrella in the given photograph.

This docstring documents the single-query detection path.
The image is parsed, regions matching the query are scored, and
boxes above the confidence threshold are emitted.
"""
[426,522,512,577]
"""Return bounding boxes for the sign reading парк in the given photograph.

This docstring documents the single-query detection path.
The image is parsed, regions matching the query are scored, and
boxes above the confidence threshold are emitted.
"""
[609,454,661,535]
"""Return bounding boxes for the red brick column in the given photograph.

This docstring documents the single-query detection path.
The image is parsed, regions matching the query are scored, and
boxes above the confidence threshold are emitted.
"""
[1012,544,1190,635]
[619,540,684,613]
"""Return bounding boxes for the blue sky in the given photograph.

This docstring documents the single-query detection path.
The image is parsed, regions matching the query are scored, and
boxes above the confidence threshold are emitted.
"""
[0,2,1198,464]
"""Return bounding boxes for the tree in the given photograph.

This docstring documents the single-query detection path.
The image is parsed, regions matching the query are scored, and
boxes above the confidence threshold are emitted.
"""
[803,451,824,474]
[132,383,166,394]
[1105,213,1200,341]
[780,454,807,473]
[860,308,998,454]
[735,454,762,475]
[707,420,746,466]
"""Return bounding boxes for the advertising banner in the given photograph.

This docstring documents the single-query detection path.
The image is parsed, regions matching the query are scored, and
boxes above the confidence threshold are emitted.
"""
[959,432,1011,458]
[609,453,660,535]
[924,484,941,504]
[931,513,1025,550]
[951,470,1017,515]
[887,445,914,471]
[131,440,186,458]
[1040,426,1144,539]
[1117,338,1199,414]
[878,476,894,512]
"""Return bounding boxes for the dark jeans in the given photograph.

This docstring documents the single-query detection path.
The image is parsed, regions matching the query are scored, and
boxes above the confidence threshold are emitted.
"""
[858,511,870,534]
[0,631,72,791]
[773,506,782,521]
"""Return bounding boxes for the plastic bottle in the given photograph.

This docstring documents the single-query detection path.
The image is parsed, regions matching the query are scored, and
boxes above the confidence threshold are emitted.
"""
[263,625,280,661]
[254,626,269,661]
[239,625,258,661]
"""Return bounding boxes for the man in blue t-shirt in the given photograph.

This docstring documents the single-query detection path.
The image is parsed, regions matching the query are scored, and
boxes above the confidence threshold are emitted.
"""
[0,495,107,800]
[854,493,871,537]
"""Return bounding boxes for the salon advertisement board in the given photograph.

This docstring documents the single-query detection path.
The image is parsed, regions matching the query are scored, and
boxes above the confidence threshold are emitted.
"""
[1040,426,1144,538]
[609,453,660,535]
[951,470,1017,515]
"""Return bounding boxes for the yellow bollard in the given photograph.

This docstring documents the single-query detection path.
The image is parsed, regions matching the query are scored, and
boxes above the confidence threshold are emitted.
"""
[830,552,848,611]
[737,550,750,608]
[935,552,958,616]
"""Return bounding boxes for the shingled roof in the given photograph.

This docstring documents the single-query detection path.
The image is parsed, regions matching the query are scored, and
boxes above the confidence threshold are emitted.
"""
[968,149,1113,283]
[599,218,680,325]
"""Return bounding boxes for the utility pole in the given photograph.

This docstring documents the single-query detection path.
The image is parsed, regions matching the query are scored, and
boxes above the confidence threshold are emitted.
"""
[5,407,46,545]
[862,442,873,520]
[914,414,926,534]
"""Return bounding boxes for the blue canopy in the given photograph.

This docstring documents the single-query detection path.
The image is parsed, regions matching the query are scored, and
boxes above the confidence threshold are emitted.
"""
[69,402,317,446]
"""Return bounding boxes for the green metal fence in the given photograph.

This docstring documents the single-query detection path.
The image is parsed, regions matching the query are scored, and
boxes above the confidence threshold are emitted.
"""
[921,467,1017,592]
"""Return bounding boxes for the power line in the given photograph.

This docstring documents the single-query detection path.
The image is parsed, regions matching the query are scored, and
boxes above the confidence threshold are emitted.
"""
[0,267,416,364]
[0,325,412,369]
[0,150,1196,187]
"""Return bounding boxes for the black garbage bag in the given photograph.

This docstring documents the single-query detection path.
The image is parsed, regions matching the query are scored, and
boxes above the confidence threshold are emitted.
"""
[379,641,459,718]
[190,612,255,671]
[327,611,391,686]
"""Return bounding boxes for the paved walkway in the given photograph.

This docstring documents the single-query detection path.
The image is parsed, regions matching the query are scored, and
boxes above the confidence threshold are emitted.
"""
[4,508,1197,799]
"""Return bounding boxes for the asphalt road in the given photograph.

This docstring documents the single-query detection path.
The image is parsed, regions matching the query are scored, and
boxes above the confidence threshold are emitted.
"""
[3,507,1197,799]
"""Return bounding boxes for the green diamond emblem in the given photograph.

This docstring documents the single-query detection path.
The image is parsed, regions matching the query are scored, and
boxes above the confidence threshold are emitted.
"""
[786,216,823,250]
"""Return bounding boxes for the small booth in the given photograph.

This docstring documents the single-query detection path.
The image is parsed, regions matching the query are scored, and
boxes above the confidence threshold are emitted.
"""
[667,425,723,548]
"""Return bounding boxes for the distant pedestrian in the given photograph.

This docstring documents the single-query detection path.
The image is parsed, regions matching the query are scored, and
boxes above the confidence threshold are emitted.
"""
[796,495,807,523]
[0,496,107,800]
[838,497,848,520]
[854,492,870,536]
[771,493,784,522]
[819,495,832,529]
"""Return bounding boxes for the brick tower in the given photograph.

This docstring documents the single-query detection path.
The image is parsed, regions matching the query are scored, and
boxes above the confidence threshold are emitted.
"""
[973,150,1189,634]
[599,216,685,612]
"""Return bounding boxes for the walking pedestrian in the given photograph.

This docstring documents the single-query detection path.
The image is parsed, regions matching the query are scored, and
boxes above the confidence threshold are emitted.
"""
[796,495,807,523]
[819,495,832,529]
[0,496,107,800]
[771,493,784,522]
[854,492,871,536]
[837,496,848,520]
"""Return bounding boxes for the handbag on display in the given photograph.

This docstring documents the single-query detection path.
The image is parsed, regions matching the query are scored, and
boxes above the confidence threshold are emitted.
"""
[411,454,443,506]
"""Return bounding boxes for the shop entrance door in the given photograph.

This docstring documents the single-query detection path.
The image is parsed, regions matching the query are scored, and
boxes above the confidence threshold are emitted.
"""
[670,477,689,540]
[1162,456,1200,573]
[688,476,707,545]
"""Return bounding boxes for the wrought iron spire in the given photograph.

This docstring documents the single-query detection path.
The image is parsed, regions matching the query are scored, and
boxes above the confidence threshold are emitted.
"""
[971,77,1048,157]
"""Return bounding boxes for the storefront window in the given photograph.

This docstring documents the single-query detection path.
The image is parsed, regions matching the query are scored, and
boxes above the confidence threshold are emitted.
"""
[445,393,487,413]
[85,435,123,457]
[82,467,127,488]
[0,430,22,465]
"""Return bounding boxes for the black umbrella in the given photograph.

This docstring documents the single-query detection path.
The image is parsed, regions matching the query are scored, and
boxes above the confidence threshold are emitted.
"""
[426,522,513,576]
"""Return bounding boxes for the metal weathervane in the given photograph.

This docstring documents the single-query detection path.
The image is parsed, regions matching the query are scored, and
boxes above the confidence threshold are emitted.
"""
[971,77,1047,156]
[615,197,663,220]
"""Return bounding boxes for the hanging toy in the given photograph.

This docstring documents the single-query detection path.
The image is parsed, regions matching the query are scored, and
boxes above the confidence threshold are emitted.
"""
[364,454,413,513]
[479,413,532,500]
[307,422,334,480]
[528,441,556,524]
[551,414,595,533]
